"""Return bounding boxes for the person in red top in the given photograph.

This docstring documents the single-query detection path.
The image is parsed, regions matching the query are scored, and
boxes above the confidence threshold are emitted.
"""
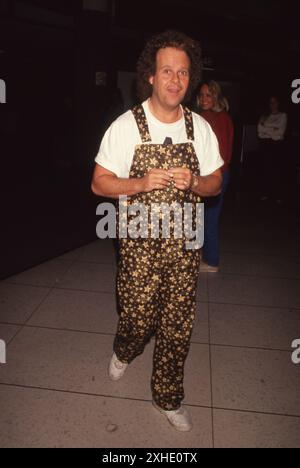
[197,80,234,272]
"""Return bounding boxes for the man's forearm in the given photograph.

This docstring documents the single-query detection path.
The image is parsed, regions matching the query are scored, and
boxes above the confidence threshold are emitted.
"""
[92,172,222,199]
[92,175,143,199]
[191,174,222,197]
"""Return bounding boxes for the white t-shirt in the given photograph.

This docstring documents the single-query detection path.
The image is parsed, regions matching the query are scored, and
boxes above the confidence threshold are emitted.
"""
[258,112,287,141]
[95,100,224,178]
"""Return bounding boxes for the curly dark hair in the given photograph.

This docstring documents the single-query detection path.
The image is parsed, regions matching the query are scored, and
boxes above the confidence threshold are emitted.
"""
[137,30,202,103]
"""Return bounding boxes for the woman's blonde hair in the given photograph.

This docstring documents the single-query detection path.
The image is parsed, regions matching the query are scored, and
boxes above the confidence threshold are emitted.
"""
[198,80,229,112]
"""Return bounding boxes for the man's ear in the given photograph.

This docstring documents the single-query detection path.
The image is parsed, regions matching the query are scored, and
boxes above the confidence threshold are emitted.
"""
[149,76,154,86]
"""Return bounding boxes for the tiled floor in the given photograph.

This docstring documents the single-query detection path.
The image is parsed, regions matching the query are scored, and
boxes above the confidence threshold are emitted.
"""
[1,207,300,448]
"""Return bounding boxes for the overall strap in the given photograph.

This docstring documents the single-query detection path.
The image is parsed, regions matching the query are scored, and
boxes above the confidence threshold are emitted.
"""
[132,105,152,143]
[132,103,195,142]
[182,106,195,141]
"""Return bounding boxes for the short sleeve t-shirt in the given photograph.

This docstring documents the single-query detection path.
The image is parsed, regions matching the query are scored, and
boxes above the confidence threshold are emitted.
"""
[95,100,224,178]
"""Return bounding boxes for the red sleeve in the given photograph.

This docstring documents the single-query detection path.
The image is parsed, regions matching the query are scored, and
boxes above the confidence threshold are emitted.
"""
[201,111,234,166]
[226,114,234,165]
[219,113,234,166]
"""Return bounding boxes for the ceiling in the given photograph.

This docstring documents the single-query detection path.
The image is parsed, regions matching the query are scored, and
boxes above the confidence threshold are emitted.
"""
[114,0,300,39]
[1,0,299,75]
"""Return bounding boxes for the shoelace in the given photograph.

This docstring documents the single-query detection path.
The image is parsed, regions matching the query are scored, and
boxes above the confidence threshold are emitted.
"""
[114,360,126,370]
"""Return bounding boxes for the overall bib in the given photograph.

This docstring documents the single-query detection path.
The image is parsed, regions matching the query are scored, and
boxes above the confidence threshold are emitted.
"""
[114,104,201,411]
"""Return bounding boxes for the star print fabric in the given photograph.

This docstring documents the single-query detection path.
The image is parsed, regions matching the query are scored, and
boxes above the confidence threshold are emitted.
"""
[113,104,201,410]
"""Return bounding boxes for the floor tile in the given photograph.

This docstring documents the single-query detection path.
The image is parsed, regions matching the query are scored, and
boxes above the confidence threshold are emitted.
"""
[221,228,300,258]
[0,385,212,448]
[56,247,84,261]
[210,303,300,350]
[80,240,118,265]
[220,252,300,279]
[211,346,300,416]
[0,283,50,324]
[0,328,211,408]
[196,275,209,302]
[56,262,117,293]
[191,302,209,344]
[5,260,73,288]
[0,324,20,344]
[28,289,118,335]
[214,409,300,448]
[184,343,211,407]
[208,275,300,309]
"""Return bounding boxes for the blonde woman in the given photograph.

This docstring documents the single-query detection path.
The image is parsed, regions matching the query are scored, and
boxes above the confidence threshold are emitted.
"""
[197,81,234,272]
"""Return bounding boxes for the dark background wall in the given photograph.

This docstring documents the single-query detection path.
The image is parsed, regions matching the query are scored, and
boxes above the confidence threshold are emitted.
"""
[0,0,300,279]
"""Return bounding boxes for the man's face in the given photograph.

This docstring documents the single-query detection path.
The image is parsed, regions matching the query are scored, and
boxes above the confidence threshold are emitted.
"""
[149,47,190,110]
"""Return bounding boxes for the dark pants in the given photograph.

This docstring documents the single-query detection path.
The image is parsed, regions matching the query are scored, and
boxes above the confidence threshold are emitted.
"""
[259,139,283,200]
[202,170,230,267]
[114,238,200,411]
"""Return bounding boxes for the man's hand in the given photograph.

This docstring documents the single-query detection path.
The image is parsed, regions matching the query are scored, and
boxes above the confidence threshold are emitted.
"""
[167,167,222,196]
[168,167,193,191]
[141,168,172,193]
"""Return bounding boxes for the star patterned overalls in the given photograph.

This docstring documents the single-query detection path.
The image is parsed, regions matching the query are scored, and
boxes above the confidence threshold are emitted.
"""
[114,104,202,411]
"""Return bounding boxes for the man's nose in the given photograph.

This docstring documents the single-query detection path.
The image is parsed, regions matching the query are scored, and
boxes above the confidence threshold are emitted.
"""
[171,72,180,83]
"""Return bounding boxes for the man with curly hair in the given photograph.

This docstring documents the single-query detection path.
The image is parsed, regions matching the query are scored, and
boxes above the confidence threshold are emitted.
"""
[92,30,223,432]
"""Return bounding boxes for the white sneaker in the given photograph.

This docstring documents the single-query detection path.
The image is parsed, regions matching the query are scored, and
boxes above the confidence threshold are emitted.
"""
[108,353,128,381]
[152,401,193,432]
